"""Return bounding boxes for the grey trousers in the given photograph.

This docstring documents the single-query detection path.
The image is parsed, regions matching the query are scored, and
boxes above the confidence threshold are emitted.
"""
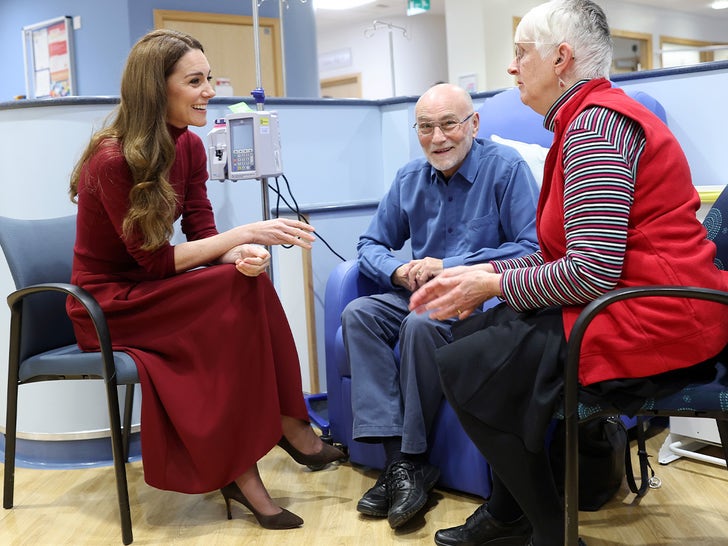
[341,291,458,454]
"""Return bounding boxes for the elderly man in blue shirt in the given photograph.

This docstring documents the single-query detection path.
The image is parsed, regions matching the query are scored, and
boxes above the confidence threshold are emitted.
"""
[342,83,540,531]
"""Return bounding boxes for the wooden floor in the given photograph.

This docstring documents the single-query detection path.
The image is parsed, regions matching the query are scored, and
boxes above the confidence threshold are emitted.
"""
[1,423,727,545]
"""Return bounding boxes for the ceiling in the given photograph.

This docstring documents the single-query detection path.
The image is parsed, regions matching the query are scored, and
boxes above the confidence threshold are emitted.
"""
[314,0,444,29]
[313,0,728,30]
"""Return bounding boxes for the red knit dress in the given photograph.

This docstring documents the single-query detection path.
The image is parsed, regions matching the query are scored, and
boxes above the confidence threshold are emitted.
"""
[66,125,309,493]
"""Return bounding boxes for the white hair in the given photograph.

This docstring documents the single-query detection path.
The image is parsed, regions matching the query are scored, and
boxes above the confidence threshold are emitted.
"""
[515,0,613,79]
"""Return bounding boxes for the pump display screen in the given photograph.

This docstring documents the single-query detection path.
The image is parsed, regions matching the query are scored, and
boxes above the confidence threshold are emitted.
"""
[229,117,255,174]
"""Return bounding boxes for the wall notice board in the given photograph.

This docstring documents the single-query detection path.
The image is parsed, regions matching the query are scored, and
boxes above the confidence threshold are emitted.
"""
[22,16,76,99]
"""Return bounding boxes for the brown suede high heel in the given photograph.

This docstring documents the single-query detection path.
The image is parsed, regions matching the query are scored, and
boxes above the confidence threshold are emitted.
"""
[220,482,303,529]
[277,435,347,471]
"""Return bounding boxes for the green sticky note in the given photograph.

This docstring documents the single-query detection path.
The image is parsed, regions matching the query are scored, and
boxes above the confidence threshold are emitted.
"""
[229,101,254,113]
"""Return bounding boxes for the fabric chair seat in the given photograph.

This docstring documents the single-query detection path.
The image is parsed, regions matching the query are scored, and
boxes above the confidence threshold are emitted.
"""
[20,345,139,385]
[552,362,728,422]
[641,362,728,412]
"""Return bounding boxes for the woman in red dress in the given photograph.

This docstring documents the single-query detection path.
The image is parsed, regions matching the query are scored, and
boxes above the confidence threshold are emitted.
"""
[66,29,344,530]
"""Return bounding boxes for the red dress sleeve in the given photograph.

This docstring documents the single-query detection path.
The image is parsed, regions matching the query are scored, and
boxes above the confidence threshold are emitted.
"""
[74,130,217,282]
[177,130,218,242]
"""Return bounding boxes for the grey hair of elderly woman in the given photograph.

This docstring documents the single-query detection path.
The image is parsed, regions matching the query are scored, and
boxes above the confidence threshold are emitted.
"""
[515,0,613,80]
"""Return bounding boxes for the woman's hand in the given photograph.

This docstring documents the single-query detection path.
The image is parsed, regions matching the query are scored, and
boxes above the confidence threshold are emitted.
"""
[222,244,271,277]
[409,265,502,320]
[244,218,315,249]
[173,219,314,275]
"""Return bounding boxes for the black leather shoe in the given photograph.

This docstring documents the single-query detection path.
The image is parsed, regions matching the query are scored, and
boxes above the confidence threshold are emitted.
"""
[434,503,531,545]
[356,471,388,517]
[386,460,440,529]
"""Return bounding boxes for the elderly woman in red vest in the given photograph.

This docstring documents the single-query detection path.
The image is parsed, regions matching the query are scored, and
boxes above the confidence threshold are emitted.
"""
[409,1,728,545]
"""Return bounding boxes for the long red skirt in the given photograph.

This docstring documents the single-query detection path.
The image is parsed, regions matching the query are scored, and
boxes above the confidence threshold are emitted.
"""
[68,265,309,493]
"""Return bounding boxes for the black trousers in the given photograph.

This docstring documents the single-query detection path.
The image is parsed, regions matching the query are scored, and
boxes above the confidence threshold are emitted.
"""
[436,302,717,545]
[437,303,567,453]
[436,303,568,545]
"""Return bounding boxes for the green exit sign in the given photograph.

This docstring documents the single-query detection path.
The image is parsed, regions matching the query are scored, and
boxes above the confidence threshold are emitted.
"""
[407,0,430,16]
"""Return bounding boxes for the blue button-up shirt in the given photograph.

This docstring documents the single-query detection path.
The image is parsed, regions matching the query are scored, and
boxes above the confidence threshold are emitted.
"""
[357,138,540,289]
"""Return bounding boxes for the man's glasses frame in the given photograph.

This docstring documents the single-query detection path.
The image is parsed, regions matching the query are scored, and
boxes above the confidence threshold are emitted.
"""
[413,112,475,136]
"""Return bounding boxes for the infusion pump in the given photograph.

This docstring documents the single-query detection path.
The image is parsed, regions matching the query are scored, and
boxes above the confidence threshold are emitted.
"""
[208,110,283,181]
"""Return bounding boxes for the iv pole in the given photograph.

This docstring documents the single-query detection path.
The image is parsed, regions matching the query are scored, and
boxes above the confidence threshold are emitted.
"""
[250,0,269,237]
[279,0,312,95]
[365,20,408,97]
[278,0,288,96]
[251,0,308,279]
[251,0,322,393]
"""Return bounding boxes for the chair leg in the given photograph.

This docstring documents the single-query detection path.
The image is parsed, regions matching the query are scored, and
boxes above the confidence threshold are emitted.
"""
[4,314,22,511]
[105,379,134,545]
[122,385,135,463]
[564,415,580,546]
[3,381,19,510]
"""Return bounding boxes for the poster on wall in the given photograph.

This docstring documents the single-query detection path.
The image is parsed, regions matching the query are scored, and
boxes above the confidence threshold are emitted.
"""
[22,16,76,99]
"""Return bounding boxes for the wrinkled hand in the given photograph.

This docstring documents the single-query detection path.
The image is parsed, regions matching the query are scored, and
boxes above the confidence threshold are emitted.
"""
[409,265,501,320]
[227,244,271,277]
[247,218,316,249]
[392,257,444,291]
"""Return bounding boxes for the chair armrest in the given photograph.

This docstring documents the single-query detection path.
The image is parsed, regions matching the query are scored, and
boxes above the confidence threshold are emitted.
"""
[324,259,387,443]
[564,285,728,420]
[324,260,382,360]
[7,282,117,382]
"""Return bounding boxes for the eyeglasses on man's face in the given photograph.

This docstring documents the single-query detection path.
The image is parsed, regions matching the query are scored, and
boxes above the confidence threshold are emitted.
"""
[413,112,474,136]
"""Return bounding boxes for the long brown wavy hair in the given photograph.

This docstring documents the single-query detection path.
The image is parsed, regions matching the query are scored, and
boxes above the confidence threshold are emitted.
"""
[69,29,204,250]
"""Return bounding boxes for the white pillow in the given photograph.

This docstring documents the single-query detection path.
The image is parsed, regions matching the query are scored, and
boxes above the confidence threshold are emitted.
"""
[490,134,549,188]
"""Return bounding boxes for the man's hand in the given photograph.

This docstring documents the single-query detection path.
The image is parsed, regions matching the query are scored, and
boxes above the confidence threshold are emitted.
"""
[409,265,501,320]
[391,257,444,291]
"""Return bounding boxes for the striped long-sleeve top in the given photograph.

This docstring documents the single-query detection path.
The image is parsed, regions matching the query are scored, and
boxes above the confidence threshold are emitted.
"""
[492,80,646,312]
[488,77,728,385]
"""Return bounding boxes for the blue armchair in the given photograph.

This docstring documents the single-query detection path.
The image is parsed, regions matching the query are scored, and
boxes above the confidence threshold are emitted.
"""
[324,260,492,497]
[476,85,666,146]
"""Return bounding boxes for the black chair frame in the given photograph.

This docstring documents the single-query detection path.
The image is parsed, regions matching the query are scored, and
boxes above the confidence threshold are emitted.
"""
[4,282,136,545]
[564,285,728,545]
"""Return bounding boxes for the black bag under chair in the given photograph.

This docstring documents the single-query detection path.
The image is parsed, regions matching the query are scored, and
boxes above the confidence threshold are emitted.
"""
[549,415,658,511]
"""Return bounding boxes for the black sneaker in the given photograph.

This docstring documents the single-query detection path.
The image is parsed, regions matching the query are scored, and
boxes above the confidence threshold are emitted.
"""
[386,460,440,529]
[435,503,531,545]
[356,471,388,517]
